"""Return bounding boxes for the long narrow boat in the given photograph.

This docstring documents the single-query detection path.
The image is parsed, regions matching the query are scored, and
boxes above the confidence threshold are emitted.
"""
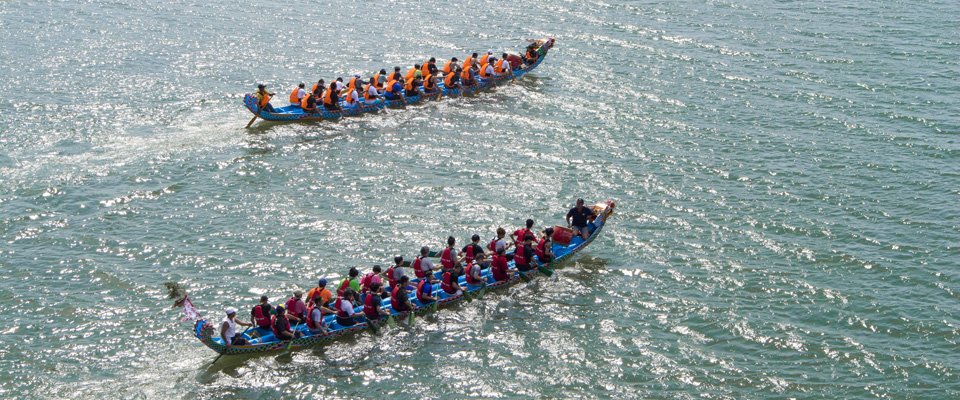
[242,38,555,123]
[185,200,615,356]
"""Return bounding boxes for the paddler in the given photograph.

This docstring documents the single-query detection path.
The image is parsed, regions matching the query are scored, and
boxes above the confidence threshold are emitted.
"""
[337,267,361,297]
[460,64,477,87]
[334,289,359,326]
[415,275,438,305]
[566,198,597,240]
[289,82,307,106]
[346,74,362,93]
[413,246,440,283]
[460,234,486,267]
[271,305,302,341]
[404,72,422,97]
[385,256,406,291]
[301,90,318,113]
[384,76,405,101]
[306,279,332,308]
[406,64,421,82]
[523,43,539,66]
[490,246,514,282]
[306,292,331,335]
[440,263,464,297]
[464,253,487,287]
[535,227,555,263]
[221,307,253,347]
[442,57,459,75]
[488,227,510,253]
[439,236,463,273]
[421,57,437,77]
[254,84,276,113]
[363,78,380,106]
[479,49,493,65]
[443,67,461,89]
[373,69,387,91]
[310,79,325,95]
[390,275,414,313]
[463,52,479,70]
[510,219,535,246]
[513,234,537,272]
[359,265,383,298]
[322,81,342,111]
[250,295,273,330]
[494,53,512,76]
[363,281,390,321]
[478,58,496,80]
[284,290,308,324]
[388,66,402,82]
[423,71,439,94]
[342,83,361,109]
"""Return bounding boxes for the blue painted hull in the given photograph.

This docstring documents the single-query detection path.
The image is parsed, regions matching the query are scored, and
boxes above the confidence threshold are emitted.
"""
[192,200,615,356]
[243,40,552,123]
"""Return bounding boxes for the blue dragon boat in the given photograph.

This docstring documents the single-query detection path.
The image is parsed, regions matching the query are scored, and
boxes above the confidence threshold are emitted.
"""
[187,200,615,356]
[242,38,555,123]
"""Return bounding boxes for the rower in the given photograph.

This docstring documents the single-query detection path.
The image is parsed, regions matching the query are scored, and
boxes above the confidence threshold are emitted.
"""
[301,91,318,113]
[363,281,390,321]
[406,64,421,82]
[311,79,325,95]
[221,307,253,347]
[494,53,512,76]
[388,66,402,82]
[347,74,362,93]
[306,293,331,335]
[461,234,486,267]
[359,265,383,299]
[254,84,276,113]
[511,219,535,246]
[284,290,308,324]
[421,57,436,77]
[535,227,555,263]
[481,50,493,65]
[441,263,464,297]
[463,52,479,70]
[566,198,597,240]
[478,58,495,80]
[514,234,537,272]
[443,68,461,89]
[442,57,459,75]
[250,295,273,330]
[334,289,359,326]
[384,76,405,101]
[416,275,438,305]
[413,246,440,282]
[423,72,438,94]
[464,253,486,286]
[342,83,360,109]
[373,69,387,91]
[404,73,422,97]
[322,81,342,111]
[460,65,477,87]
[385,256,406,291]
[490,246,514,282]
[334,77,345,92]
[523,43,539,66]
[439,236,462,273]
[337,267,361,297]
[363,78,379,106]
[289,82,307,106]
[390,275,414,313]
[271,305,302,341]
[488,227,509,253]
[306,279,332,308]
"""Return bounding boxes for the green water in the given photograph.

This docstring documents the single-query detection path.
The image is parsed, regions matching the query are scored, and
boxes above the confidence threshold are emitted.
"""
[1,0,958,398]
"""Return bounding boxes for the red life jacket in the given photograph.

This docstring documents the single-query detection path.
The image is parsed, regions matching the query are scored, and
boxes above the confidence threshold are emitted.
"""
[464,244,477,264]
[271,314,290,337]
[285,297,303,319]
[440,247,455,269]
[514,245,529,266]
[535,238,548,259]
[488,238,499,252]
[252,304,271,328]
[337,278,351,296]
[514,228,531,243]
[385,266,397,289]
[360,272,376,293]
[390,286,403,309]
[306,305,322,330]
[413,256,426,278]
[416,280,431,302]
[441,271,457,294]
[334,297,350,318]
[363,293,380,319]
[464,264,481,285]
[492,255,509,281]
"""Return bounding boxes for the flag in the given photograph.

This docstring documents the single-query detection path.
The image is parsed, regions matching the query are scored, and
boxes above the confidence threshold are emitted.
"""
[181,296,200,322]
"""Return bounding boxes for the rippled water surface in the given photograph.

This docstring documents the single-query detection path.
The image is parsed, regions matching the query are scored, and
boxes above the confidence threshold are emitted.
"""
[1,0,959,398]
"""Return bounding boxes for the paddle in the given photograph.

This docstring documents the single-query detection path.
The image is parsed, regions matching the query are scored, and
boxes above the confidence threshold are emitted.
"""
[387,314,397,327]
[285,321,301,351]
[537,263,554,278]
[366,315,380,334]
[518,270,531,282]
[245,114,258,128]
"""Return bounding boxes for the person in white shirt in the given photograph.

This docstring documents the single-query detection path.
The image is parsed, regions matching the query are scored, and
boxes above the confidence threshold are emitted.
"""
[335,290,358,326]
[220,307,252,347]
[365,78,380,105]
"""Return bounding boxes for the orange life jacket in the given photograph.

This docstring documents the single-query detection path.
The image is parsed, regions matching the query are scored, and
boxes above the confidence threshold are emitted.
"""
[480,54,490,65]
[373,73,383,89]
[322,88,335,106]
[478,63,491,78]
[444,72,457,86]
[300,94,311,109]
[443,61,454,74]
[463,56,474,70]
[363,84,377,100]
[343,90,357,105]
[289,87,300,104]
[405,67,417,82]
[385,79,398,93]
[404,77,415,92]
[423,75,435,91]
[348,77,359,92]
[421,62,431,77]
[461,68,472,82]
[257,92,271,108]
[526,48,537,59]
[495,59,507,74]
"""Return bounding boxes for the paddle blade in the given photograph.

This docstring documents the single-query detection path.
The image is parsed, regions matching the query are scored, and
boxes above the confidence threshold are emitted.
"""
[518,272,531,282]
[406,312,414,325]
[367,318,379,334]
[387,315,396,327]
[537,265,554,277]
[430,301,439,312]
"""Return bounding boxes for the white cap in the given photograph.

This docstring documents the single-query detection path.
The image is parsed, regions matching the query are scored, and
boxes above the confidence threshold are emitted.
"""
[487,49,493,54]
[354,73,361,78]
[225,307,237,315]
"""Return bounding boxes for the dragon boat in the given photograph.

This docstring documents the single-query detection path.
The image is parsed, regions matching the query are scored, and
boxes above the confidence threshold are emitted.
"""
[242,38,555,123]
[185,200,614,357]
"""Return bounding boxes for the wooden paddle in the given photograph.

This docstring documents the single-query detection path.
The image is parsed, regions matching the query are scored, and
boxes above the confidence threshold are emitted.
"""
[285,321,301,350]
[245,114,258,128]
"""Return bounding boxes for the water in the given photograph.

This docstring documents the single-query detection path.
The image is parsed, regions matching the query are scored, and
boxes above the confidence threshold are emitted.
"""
[1,0,958,398]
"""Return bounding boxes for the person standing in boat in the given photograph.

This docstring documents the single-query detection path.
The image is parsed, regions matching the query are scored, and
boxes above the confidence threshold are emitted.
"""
[334,289,359,326]
[513,234,537,272]
[250,295,273,330]
[322,81,342,111]
[284,290,308,324]
[271,305,302,341]
[535,227,555,263]
[439,236,463,274]
[511,219,535,246]
[490,246,514,282]
[254,84,276,113]
[566,198,597,240]
[289,82,307,106]
[413,246,440,283]
[221,307,253,347]
[391,275,414,313]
